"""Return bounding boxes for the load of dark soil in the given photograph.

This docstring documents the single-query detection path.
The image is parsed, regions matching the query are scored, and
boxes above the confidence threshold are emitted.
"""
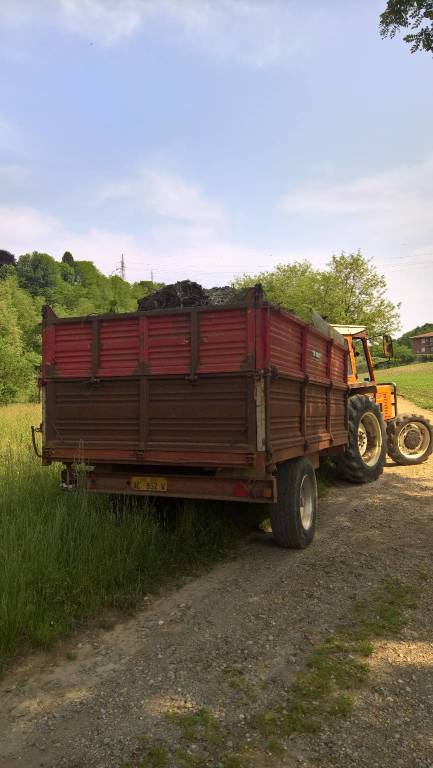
[138,280,240,311]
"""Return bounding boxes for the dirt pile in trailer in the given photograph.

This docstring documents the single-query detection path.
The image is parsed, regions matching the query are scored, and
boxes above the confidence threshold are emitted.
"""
[137,280,240,311]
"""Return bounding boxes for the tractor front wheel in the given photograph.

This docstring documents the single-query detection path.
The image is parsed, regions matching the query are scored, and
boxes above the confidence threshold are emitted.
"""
[387,414,433,465]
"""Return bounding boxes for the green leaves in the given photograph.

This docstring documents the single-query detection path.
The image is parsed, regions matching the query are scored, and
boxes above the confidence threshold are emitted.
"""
[380,1,433,55]
[235,251,401,336]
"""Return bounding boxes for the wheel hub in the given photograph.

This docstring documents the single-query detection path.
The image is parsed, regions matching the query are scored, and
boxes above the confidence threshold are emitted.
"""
[357,413,382,466]
[404,428,422,450]
[397,421,431,458]
[299,474,314,531]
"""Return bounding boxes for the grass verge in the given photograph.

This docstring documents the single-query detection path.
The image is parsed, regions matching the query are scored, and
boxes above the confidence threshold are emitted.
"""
[377,362,433,411]
[0,404,264,673]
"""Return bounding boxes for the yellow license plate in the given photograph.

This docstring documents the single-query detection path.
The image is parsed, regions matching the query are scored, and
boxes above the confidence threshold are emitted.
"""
[131,476,168,492]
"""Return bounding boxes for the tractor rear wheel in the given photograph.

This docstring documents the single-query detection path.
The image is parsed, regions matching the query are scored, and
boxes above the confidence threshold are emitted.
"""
[387,414,433,465]
[336,395,386,483]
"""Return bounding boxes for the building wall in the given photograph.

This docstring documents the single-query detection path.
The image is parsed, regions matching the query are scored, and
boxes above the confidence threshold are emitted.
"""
[412,336,433,355]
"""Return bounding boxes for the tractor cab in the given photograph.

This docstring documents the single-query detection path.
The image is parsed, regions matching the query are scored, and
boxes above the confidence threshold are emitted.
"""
[331,325,375,386]
[331,324,396,420]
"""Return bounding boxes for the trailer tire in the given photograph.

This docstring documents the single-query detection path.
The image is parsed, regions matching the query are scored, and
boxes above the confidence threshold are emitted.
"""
[387,414,433,465]
[271,458,317,549]
[336,395,386,483]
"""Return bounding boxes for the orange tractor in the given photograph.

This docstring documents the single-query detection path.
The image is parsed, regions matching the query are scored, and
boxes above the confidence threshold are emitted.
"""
[332,324,433,481]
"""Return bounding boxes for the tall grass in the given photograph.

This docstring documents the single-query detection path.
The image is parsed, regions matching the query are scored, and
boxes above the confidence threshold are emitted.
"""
[0,404,259,672]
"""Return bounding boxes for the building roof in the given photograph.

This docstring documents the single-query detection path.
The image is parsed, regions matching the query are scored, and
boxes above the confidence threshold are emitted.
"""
[411,332,433,339]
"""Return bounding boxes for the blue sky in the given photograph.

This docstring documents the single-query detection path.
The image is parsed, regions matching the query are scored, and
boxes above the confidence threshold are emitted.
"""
[0,0,432,331]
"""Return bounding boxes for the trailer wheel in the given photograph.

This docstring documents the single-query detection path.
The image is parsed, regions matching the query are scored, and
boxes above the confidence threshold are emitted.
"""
[387,414,433,465]
[336,395,386,483]
[271,458,317,549]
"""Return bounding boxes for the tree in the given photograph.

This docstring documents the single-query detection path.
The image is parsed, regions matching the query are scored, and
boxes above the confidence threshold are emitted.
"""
[380,1,433,54]
[234,261,323,320]
[0,284,36,404]
[317,252,401,336]
[0,249,15,266]
[0,250,16,280]
[0,276,41,354]
[62,251,74,267]
[235,251,401,336]
[16,252,59,296]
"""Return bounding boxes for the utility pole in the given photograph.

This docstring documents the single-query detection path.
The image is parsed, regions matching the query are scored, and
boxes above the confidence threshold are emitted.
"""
[120,254,126,280]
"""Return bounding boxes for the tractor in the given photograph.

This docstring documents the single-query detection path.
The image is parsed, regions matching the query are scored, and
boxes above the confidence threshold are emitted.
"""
[332,324,433,482]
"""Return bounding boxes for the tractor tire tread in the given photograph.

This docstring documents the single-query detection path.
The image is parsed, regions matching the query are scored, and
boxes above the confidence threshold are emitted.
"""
[336,395,386,484]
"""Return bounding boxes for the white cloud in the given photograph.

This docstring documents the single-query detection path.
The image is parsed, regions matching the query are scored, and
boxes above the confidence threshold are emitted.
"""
[102,169,226,225]
[279,158,433,331]
[281,159,433,223]
[0,204,268,285]
[279,158,433,256]
[0,0,327,66]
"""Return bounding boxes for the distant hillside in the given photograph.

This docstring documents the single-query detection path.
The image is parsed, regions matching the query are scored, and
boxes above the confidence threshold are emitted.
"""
[398,323,433,348]
[0,249,160,404]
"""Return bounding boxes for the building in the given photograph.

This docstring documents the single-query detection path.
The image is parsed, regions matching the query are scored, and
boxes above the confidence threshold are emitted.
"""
[411,332,433,358]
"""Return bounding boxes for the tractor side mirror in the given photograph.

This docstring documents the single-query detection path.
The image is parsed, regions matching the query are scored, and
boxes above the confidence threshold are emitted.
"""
[383,334,394,358]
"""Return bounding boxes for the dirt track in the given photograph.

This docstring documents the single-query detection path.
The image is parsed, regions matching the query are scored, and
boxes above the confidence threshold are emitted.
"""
[1,396,433,768]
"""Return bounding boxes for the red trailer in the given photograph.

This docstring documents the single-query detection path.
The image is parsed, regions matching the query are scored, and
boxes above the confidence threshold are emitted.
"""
[36,286,349,548]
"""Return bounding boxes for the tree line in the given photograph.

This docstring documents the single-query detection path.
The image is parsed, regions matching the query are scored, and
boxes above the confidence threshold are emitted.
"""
[0,247,421,405]
[0,249,157,404]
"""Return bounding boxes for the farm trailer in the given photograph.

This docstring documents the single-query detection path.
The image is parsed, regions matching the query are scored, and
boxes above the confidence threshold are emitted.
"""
[35,286,353,548]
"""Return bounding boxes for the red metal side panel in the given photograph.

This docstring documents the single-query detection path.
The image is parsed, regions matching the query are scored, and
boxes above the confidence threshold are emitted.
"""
[305,384,327,442]
[305,330,328,381]
[330,388,348,445]
[197,309,249,373]
[147,313,191,374]
[330,343,346,383]
[41,322,55,378]
[54,322,92,378]
[269,311,303,376]
[147,376,250,449]
[269,378,303,452]
[44,375,254,467]
[45,379,140,451]
[98,318,140,376]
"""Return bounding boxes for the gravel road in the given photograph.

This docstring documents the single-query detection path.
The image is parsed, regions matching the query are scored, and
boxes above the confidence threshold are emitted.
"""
[1,396,432,768]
